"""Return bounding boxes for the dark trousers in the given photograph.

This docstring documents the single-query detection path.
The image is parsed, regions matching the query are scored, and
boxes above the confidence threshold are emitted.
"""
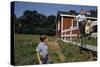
[40,55,48,64]
[78,21,86,53]
[78,21,85,39]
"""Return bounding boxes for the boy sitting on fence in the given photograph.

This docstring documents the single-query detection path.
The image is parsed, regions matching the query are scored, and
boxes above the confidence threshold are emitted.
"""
[36,35,49,64]
[75,9,87,39]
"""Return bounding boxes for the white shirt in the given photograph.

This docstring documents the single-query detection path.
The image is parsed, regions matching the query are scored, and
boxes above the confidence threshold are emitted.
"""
[36,42,48,57]
[76,14,86,22]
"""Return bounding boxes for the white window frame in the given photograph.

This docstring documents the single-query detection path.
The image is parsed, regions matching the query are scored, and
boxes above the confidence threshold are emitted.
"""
[72,19,78,28]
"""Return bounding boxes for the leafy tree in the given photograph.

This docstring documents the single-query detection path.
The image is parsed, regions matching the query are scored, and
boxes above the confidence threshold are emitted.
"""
[14,10,56,35]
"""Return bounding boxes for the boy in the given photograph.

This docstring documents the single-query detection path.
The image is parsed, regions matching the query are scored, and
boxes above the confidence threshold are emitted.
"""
[75,9,87,39]
[36,35,49,64]
[75,9,87,53]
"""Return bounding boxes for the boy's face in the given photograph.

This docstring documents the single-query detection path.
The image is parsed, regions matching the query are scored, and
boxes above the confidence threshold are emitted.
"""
[80,10,85,15]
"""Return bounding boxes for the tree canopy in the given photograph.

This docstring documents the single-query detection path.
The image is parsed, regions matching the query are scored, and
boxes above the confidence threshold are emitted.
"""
[14,10,56,36]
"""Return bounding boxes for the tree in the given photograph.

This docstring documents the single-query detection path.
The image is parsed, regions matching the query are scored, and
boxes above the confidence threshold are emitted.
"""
[14,10,56,35]
[68,10,77,15]
[47,15,56,35]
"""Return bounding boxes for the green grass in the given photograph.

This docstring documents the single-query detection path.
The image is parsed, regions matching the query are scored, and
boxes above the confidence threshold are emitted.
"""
[48,48,61,63]
[14,34,97,65]
[15,34,56,65]
[73,38,97,46]
[58,40,97,62]
[72,38,97,46]
[15,34,39,65]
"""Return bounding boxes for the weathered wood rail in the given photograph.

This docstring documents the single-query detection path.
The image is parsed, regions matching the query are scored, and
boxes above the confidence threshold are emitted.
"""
[61,39,97,52]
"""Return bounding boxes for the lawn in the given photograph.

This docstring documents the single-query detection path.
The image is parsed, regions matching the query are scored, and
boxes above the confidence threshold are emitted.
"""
[14,34,97,65]
[14,34,57,65]
[58,40,97,62]
[65,37,97,46]
[15,34,39,65]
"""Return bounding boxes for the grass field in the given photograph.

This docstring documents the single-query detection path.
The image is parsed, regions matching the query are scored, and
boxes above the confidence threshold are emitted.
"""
[14,34,97,65]
[58,40,97,62]
[72,38,97,46]
[15,34,56,65]
[65,37,97,46]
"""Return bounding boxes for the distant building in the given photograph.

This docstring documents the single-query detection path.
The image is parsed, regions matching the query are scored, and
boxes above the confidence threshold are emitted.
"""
[85,10,91,15]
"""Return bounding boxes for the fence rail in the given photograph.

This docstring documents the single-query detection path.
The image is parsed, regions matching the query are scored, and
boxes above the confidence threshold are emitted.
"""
[61,39,97,52]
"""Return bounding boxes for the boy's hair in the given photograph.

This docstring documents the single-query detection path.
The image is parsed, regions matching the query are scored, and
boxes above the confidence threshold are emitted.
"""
[40,35,47,42]
[80,9,84,12]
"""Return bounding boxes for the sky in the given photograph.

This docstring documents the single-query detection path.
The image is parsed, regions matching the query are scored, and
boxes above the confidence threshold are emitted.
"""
[14,1,97,18]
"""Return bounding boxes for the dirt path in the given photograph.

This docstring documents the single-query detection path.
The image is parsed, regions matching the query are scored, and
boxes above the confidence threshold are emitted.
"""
[47,41,65,62]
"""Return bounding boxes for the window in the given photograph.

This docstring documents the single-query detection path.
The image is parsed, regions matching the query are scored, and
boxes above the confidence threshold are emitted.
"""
[72,20,78,28]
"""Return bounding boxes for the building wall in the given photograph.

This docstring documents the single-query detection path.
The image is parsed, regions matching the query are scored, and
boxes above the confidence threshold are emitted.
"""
[63,17,72,30]
[56,16,80,38]
[63,17,80,36]
[72,29,80,34]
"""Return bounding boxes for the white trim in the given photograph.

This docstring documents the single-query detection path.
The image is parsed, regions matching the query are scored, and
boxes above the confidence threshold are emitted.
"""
[61,34,78,37]
[86,17,97,20]
[61,16,63,37]
[60,14,97,20]
[91,33,97,38]
[60,14,75,18]
[63,27,78,32]
[61,39,97,52]
[69,20,73,41]
[92,20,97,26]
